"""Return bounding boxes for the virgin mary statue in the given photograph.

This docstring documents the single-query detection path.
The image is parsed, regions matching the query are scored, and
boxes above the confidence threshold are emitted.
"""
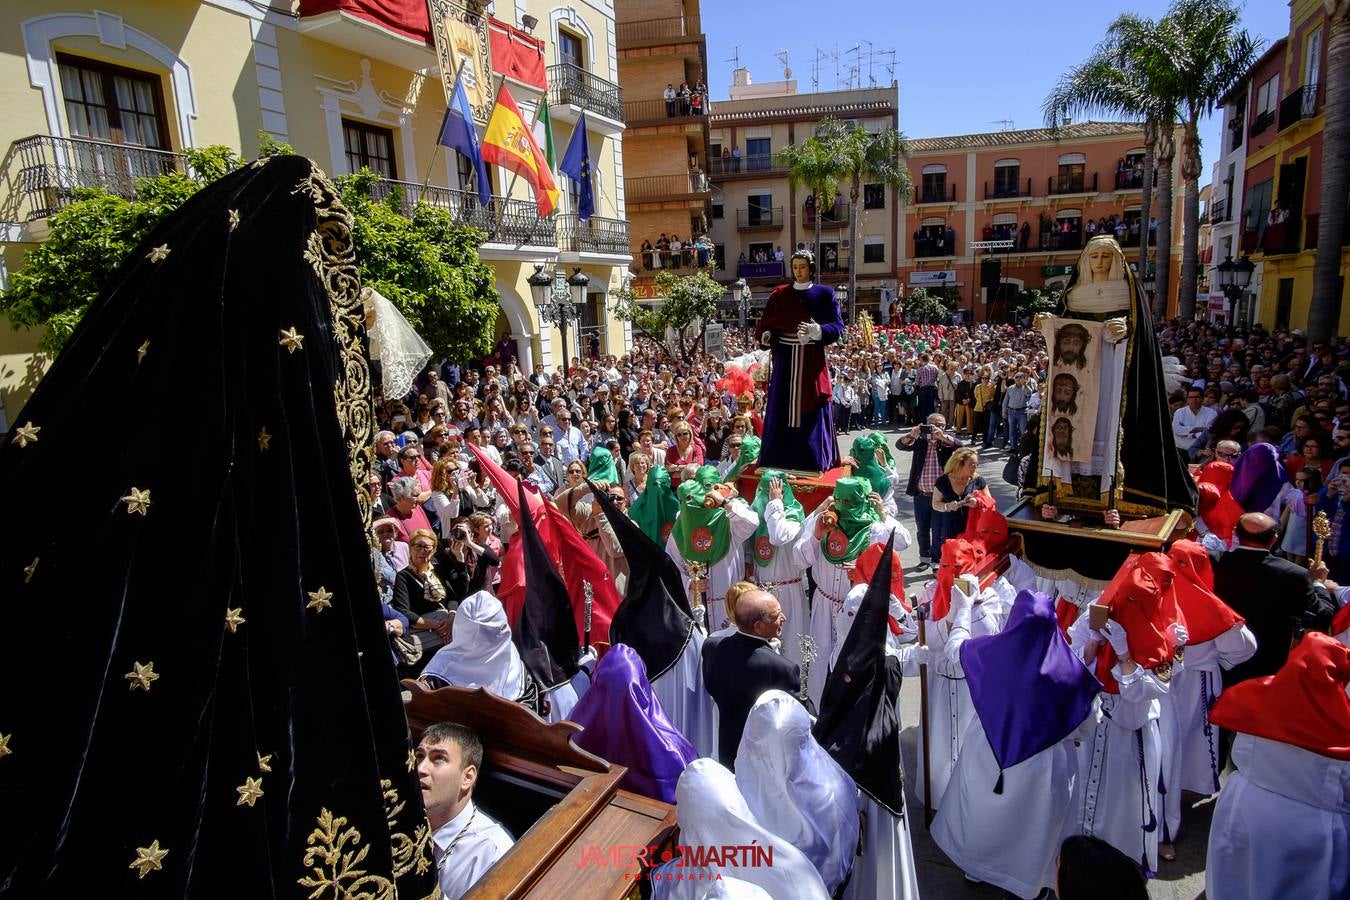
[0,157,435,897]
[1030,235,1195,518]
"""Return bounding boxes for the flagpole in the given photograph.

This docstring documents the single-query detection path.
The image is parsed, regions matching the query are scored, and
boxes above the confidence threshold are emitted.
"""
[492,72,551,233]
[423,59,471,194]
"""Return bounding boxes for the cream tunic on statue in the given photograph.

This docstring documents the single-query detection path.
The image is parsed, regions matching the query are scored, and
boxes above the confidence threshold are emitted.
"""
[793,513,911,708]
[751,497,811,670]
[1065,614,1168,873]
[649,625,719,760]
[932,622,1102,900]
[913,580,1009,809]
[1206,733,1350,900]
[666,498,760,632]
[1158,622,1256,841]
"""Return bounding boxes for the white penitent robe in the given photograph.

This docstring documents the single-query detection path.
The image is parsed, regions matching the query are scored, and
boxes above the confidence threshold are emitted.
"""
[794,512,911,708]
[933,707,1100,899]
[1065,617,1167,873]
[666,498,759,632]
[845,792,921,900]
[1158,623,1257,841]
[751,497,810,670]
[649,625,718,759]
[913,582,1007,810]
[1206,734,1350,900]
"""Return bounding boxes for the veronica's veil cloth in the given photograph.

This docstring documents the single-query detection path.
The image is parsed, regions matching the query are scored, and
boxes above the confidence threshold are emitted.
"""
[0,157,434,897]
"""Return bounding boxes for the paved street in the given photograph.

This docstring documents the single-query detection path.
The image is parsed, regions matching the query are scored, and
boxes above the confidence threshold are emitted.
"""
[836,423,1209,900]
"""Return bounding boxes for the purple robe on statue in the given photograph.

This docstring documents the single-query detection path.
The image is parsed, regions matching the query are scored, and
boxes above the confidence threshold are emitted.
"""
[569,644,697,803]
[757,283,844,472]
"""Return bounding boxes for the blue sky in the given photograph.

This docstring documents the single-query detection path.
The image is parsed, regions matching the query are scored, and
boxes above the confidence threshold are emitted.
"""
[702,0,1290,183]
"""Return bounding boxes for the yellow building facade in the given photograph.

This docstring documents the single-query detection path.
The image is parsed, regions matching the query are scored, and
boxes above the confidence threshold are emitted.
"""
[0,0,633,419]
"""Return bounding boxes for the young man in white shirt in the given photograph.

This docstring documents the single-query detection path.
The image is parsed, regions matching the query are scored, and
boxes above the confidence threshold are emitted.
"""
[418,723,514,900]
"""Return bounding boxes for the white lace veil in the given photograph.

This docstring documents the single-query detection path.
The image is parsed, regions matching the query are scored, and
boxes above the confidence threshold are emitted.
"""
[362,287,432,400]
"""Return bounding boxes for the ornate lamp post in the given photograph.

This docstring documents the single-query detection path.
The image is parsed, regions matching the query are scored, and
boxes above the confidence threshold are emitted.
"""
[529,263,577,369]
[735,277,750,329]
[836,283,850,325]
[1215,254,1255,327]
[567,267,591,358]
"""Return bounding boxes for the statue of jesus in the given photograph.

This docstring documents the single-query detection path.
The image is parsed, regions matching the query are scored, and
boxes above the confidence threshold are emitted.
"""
[756,250,844,472]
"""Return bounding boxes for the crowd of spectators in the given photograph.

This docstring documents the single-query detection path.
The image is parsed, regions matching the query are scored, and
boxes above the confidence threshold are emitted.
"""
[638,233,714,270]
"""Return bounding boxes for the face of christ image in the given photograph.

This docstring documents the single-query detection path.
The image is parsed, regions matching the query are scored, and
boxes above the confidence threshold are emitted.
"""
[1051,374,1079,416]
[1051,417,1075,460]
[1054,325,1089,370]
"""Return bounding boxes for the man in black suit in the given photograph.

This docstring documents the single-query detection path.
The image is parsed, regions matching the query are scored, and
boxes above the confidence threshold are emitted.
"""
[896,414,962,570]
[702,590,804,767]
[1212,513,1336,689]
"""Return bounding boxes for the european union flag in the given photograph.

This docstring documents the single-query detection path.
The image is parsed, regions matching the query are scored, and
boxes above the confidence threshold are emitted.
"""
[560,113,594,221]
[437,74,490,204]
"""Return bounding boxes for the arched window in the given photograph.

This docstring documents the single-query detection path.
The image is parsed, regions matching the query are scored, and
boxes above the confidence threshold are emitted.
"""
[915,217,952,257]
[1117,147,1147,189]
[1056,153,1086,193]
[992,158,1021,197]
[1053,208,1084,251]
[921,164,948,203]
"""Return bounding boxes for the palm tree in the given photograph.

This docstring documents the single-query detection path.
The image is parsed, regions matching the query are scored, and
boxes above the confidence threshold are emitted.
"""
[1161,0,1261,319]
[829,120,913,321]
[1044,12,1180,318]
[1309,1,1350,343]
[777,125,845,275]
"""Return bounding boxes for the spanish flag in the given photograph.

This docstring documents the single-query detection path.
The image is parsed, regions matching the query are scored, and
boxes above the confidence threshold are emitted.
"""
[481,83,559,216]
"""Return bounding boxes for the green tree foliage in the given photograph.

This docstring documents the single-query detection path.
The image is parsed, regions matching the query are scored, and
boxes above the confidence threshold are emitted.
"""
[336,169,499,363]
[611,267,723,362]
[1009,287,1063,316]
[1,139,500,363]
[901,286,954,324]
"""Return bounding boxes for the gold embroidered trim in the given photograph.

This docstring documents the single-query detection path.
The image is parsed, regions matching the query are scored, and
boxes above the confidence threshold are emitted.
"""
[293,168,374,532]
[296,782,431,898]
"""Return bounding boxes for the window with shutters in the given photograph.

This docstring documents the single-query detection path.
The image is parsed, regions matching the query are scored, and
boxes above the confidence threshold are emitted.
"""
[343,119,397,178]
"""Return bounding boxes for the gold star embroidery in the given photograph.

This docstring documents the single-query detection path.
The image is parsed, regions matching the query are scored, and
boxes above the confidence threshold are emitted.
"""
[258,427,271,451]
[224,608,245,633]
[279,327,305,354]
[147,244,170,263]
[129,841,168,878]
[137,339,151,364]
[121,487,152,516]
[0,733,10,759]
[23,558,38,584]
[257,753,273,773]
[406,748,416,772]
[306,586,333,613]
[228,209,240,231]
[125,661,160,692]
[235,776,265,807]
[13,422,40,448]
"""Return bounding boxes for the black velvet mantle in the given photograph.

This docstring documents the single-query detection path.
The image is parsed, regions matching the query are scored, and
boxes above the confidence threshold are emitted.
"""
[0,157,434,897]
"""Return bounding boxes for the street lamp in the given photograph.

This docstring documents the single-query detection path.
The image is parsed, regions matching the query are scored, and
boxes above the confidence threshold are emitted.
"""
[567,267,591,357]
[836,284,850,325]
[735,277,751,329]
[1215,254,1255,326]
[529,263,578,369]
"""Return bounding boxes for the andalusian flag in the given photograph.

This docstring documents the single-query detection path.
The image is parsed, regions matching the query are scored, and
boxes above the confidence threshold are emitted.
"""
[482,83,560,216]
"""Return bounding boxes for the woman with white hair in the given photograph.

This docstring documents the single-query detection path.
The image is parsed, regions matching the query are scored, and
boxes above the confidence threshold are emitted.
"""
[387,475,433,542]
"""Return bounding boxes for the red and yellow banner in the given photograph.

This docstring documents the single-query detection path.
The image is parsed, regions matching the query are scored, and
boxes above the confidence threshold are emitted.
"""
[481,83,559,216]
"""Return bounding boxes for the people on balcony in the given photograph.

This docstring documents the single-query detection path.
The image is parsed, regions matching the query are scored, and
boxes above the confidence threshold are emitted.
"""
[664,83,677,117]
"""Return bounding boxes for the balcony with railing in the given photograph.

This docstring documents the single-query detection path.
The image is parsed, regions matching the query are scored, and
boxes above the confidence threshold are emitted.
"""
[1259,218,1302,255]
[1114,170,1145,190]
[557,214,630,255]
[1049,172,1098,195]
[616,14,702,48]
[1278,84,1319,131]
[1209,198,1229,224]
[736,206,784,230]
[709,154,783,177]
[369,178,556,247]
[623,97,709,128]
[803,200,849,228]
[8,134,186,221]
[548,64,624,125]
[984,178,1032,200]
[1250,108,1276,138]
[625,171,710,202]
[915,184,957,205]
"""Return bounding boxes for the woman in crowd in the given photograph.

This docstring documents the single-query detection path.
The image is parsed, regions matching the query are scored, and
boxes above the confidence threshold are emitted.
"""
[427,456,462,540]
[391,528,455,675]
[931,447,989,550]
[387,475,433,543]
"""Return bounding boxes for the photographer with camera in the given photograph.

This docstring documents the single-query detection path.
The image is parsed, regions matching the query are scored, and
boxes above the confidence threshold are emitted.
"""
[896,413,964,571]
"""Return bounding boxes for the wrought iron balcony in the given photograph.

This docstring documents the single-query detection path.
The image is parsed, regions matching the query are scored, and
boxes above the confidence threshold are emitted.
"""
[548,64,624,123]
[803,201,849,227]
[557,214,630,255]
[1049,172,1097,195]
[710,154,783,176]
[917,184,957,204]
[1278,84,1318,131]
[616,14,702,46]
[623,97,708,126]
[984,178,1032,200]
[1209,198,1228,224]
[1114,170,1145,190]
[369,178,556,246]
[1250,109,1276,138]
[9,134,186,221]
[736,206,784,230]
[625,172,709,201]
